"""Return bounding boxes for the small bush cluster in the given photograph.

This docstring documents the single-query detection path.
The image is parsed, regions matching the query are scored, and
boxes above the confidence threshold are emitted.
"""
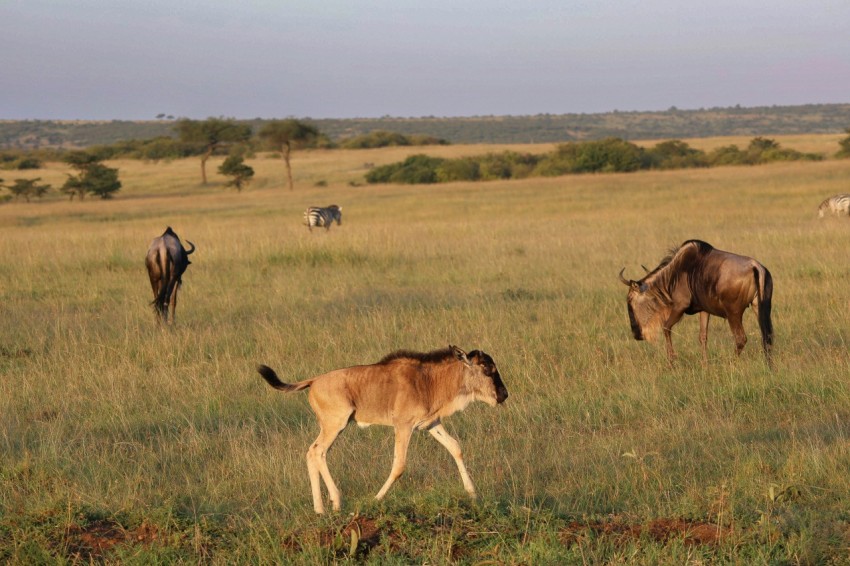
[0,150,45,170]
[365,151,541,185]
[85,137,210,161]
[365,137,824,184]
[340,130,449,149]
[834,127,850,158]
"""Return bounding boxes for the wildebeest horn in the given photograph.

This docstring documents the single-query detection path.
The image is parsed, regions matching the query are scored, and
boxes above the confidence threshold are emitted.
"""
[618,267,632,286]
[641,264,649,273]
[185,240,196,255]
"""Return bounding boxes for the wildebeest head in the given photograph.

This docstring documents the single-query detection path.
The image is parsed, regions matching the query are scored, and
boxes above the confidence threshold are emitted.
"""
[450,345,508,406]
[619,268,668,342]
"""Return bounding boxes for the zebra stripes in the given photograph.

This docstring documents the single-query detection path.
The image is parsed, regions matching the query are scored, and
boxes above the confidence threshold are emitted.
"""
[818,194,850,218]
[304,205,343,231]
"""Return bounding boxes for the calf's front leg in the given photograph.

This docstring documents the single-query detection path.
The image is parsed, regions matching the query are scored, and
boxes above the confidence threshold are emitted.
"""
[428,422,477,498]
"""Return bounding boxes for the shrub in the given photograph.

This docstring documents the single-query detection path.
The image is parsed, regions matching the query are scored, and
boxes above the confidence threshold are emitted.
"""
[1,151,44,170]
[436,158,480,182]
[15,157,42,170]
[707,145,749,166]
[365,154,444,184]
[537,138,644,175]
[479,151,538,180]
[836,128,850,158]
[341,130,449,149]
[644,140,708,169]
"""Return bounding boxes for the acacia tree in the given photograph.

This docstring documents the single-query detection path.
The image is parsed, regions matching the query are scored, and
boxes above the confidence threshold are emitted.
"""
[175,118,252,184]
[218,155,254,191]
[61,151,121,200]
[258,119,319,190]
[3,178,51,202]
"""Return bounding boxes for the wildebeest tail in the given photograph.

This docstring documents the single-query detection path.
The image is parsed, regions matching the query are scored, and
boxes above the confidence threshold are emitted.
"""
[753,264,774,354]
[257,364,313,392]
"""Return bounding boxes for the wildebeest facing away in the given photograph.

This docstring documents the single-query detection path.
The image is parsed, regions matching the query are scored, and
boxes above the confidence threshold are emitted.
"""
[257,345,508,514]
[145,227,195,324]
[817,194,850,218]
[619,240,773,365]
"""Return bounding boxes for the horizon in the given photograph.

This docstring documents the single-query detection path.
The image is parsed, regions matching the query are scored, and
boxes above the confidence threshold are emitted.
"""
[4,101,850,124]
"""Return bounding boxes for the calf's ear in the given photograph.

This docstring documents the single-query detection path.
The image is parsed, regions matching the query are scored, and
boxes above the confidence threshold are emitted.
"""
[449,345,472,366]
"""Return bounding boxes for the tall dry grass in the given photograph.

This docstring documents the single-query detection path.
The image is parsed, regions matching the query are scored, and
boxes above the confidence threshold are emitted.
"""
[1,144,849,562]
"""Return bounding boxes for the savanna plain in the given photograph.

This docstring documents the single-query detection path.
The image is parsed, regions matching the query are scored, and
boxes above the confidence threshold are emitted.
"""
[1,136,849,563]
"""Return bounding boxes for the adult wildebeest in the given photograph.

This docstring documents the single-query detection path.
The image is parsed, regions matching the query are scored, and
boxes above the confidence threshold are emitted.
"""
[619,239,773,365]
[257,345,508,514]
[145,227,195,324]
[817,194,850,218]
[304,204,342,231]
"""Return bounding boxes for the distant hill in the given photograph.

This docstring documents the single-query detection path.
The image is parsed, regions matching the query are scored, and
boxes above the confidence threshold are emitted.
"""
[3,104,850,149]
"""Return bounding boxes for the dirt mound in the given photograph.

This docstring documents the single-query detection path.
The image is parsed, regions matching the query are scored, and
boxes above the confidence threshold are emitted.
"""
[560,517,732,547]
[63,519,159,561]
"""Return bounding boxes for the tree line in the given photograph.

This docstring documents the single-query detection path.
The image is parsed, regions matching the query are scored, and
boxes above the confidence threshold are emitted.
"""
[3,124,850,202]
[4,104,850,149]
[365,136,832,185]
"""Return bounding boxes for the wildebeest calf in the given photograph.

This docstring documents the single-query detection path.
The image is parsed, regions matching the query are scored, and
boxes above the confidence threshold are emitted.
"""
[257,345,508,514]
[145,227,195,324]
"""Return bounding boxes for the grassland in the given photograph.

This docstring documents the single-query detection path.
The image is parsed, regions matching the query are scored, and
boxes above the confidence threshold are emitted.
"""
[1,136,849,563]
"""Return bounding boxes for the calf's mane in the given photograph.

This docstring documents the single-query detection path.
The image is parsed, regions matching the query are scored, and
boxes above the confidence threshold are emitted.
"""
[378,347,456,365]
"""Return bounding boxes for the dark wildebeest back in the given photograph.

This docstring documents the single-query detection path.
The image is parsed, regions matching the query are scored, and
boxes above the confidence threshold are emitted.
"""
[145,227,195,324]
[620,239,773,365]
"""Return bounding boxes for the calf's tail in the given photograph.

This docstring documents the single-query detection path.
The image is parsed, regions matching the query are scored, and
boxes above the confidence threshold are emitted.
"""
[257,365,313,393]
[753,265,774,358]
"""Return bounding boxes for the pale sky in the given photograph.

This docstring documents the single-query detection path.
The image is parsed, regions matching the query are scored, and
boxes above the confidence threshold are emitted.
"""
[2,0,848,120]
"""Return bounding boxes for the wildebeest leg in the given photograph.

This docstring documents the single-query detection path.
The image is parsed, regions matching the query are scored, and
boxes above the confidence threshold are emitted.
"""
[727,312,747,355]
[663,309,685,362]
[160,279,175,324]
[428,422,477,498]
[148,279,163,323]
[169,282,180,325]
[699,312,711,366]
[307,413,350,513]
[375,424,414,501]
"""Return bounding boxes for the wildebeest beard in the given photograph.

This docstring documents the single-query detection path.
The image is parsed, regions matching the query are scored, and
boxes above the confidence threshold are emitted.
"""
[627,291,666,342]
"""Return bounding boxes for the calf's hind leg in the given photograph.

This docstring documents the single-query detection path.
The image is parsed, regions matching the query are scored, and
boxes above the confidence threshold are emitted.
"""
[306,410,351,514]
[375,424,414,501]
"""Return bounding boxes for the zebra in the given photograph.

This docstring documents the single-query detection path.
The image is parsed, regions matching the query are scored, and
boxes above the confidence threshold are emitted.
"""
[818,194,850,218]
[304,205,342,231]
